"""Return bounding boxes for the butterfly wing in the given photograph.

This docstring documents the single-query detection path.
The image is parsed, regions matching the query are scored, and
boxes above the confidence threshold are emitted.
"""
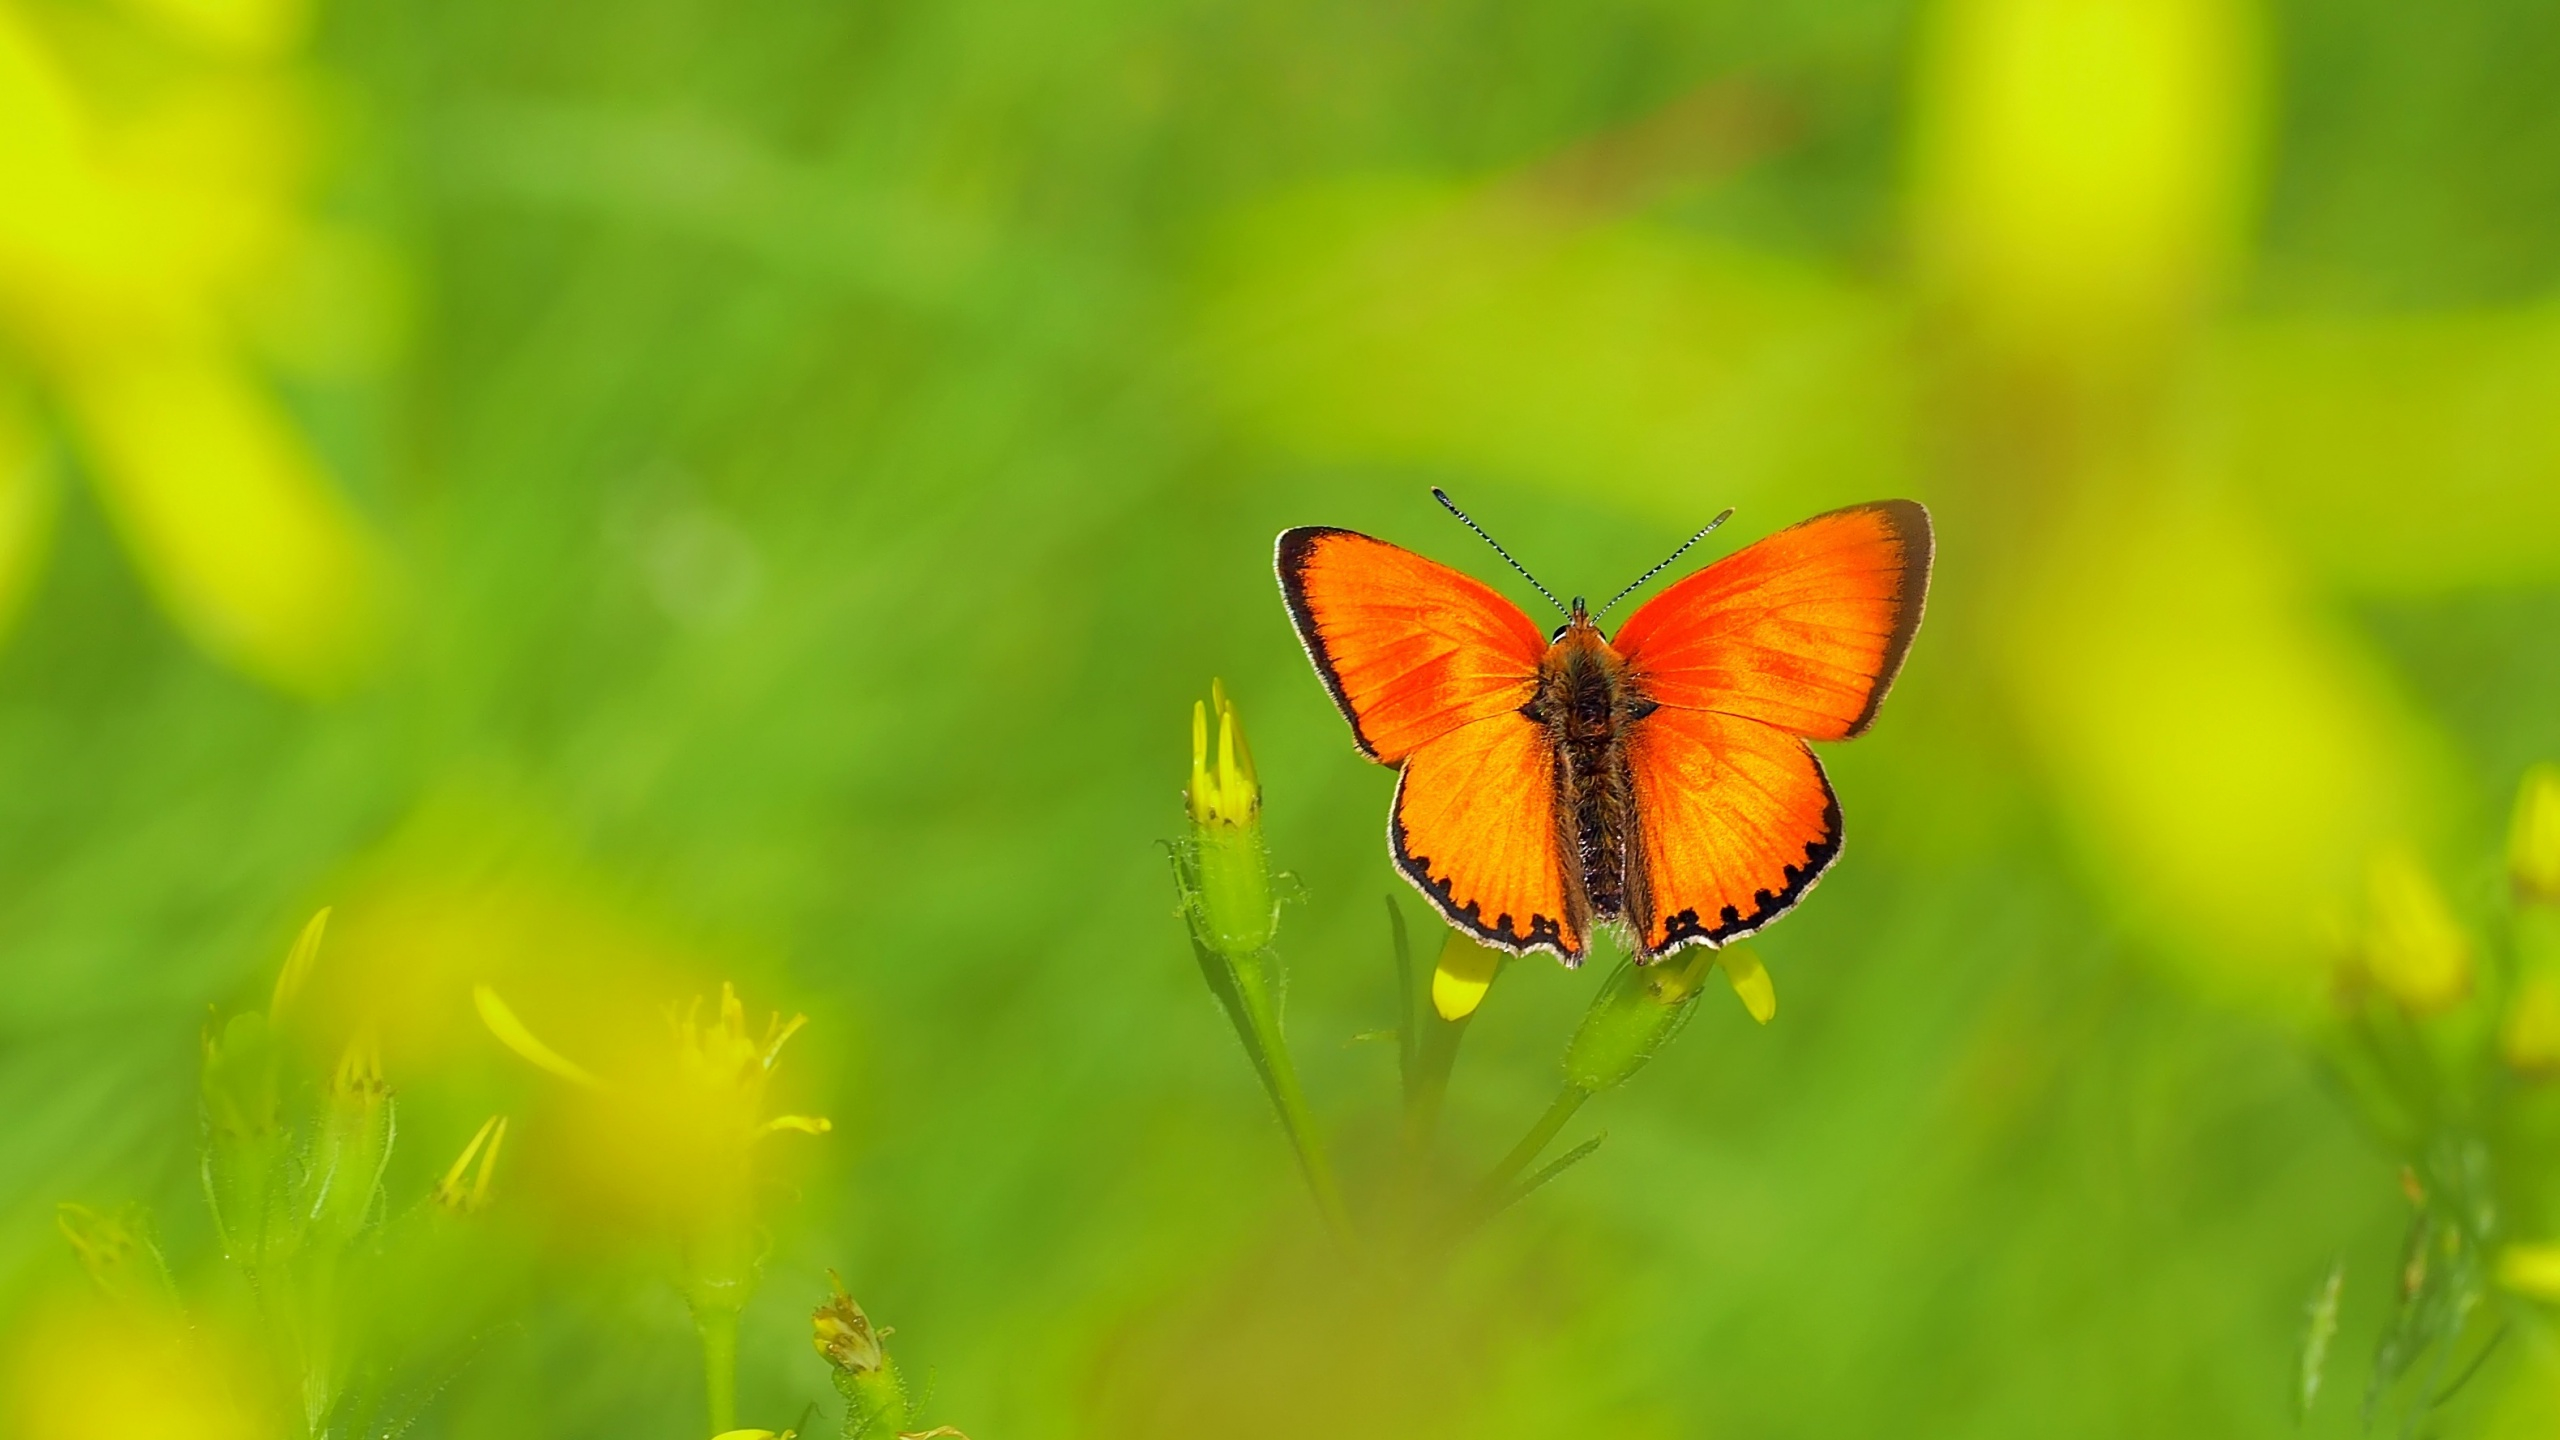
[1610,502,1930,955]
[1624,707,1839,953]
[1275,527,1578,959]
[1275,527,1548,762]
[1611,501,1931,740]
[1393,713,1580,958]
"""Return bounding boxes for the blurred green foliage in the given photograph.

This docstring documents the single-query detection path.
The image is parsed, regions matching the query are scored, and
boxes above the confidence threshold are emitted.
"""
[1,0,2558,1434]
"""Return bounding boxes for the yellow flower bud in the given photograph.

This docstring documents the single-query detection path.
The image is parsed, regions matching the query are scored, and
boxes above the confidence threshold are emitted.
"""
[2512,764,2560,905]
[2361,849,2472,1015]
[1179,681,1275,957]
[1187,678,1260,827]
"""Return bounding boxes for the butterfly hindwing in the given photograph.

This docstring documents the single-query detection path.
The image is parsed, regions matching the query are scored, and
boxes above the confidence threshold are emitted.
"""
[1623,705,1840,955]
[1611,501,1931,740]
[1393,713,1580,959]
[1275,528,1547,763]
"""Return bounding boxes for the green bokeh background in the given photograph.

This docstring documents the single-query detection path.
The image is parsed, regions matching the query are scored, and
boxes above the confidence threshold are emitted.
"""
[5,0,2560,1434]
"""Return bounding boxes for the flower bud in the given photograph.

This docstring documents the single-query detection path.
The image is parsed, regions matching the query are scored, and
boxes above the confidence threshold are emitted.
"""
[1180,681,1275,957]
[1563,947,1720,1094]
[54,1203,175,1306]
[307,1033,393,1243]
[816,1273,909,1438]
[2362,849,2473,1015]
[199,1009,290,1267]
[2512,764,2560,905]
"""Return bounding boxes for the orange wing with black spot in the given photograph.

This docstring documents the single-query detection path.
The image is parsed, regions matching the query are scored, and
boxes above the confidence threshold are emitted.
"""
[1612,502,1930,955]
[1276,528,1578,958]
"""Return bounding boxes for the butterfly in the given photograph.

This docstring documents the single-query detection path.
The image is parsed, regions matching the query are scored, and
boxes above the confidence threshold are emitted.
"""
[1276,492,1931,965]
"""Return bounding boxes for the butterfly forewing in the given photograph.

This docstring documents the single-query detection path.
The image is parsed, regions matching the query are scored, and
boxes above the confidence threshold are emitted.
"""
[1611,501,1931,740]
[1275,528,1546,763]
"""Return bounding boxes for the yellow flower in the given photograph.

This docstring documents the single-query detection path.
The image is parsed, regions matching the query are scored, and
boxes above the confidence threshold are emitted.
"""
[2497,1241,2560,1302]
[2361,849,2472,1015]
[0,0,390,693]
[2514,764,2560,905]
[2502,974,2560,1077]
[673,983,836,1147]
[1716,945,1778,1025]
[474,979,832,1146]
[1430,930,1502,1021]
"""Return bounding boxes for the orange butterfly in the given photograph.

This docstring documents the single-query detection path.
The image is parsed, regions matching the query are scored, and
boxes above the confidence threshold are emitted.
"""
[1277,492,1931,965]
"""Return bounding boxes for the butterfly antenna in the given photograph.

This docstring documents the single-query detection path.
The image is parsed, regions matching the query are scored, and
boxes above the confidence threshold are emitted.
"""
[1595,507,1735,619]
[1431,488,1569,617]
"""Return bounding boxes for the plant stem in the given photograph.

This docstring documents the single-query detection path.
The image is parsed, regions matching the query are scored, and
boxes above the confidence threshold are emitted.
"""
[1229,952,1353,1242]
[1386,898,1417,1098]
[1477,1085,1590,1204]
[698,1303,739,1436]
[1403,1005,1474,1156]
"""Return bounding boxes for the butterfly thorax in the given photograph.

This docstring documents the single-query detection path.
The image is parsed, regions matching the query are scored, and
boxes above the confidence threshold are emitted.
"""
[1527,605,1657,932]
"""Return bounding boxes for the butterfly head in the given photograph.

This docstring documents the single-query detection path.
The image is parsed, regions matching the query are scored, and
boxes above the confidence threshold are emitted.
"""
[1552,595,1592,642]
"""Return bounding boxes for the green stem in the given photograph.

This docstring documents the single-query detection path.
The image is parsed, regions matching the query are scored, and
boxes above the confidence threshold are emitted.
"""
[1404,1006,1474,1156]
[1386,898,1417,1099]
[1477,1085,1590,1204]
[697,1303,739,1436]
[1230,952,1353,1242]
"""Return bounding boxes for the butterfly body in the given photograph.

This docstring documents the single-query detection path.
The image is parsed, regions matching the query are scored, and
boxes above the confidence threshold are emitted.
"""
[1523,600,1648,941]
[1278,502,1930,966]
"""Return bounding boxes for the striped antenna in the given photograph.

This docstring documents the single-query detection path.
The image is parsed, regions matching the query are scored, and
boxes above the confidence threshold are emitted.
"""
[1595,508,1735,619]
[1431,488,1568,617]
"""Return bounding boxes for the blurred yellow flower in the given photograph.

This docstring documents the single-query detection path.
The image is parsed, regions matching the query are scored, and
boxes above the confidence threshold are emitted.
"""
[2497,1242,2560,1303]
[7,1292,267,1440]
[2513,764,2560,905]
[0,0,390,693]
[2361,849,2473,1015]
[430,1114,508,1215]
[2502,974,2560,1077]
[1910,0,2260,358]
[473,978,832,1260]
[673,983,834,1143]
